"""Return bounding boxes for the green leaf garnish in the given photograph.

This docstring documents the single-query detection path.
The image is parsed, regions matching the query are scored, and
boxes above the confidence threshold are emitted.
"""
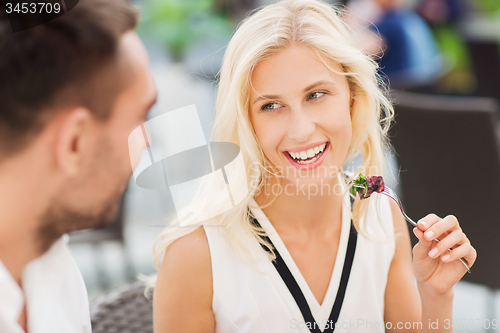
[350,173,369,198]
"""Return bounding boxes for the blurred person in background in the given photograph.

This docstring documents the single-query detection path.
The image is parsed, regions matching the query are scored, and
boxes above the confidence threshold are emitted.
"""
[0,0,156,332]
[417,0,468,26]
[346,0,443,88]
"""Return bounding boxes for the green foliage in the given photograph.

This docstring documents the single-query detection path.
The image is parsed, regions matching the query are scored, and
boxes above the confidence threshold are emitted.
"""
[473,0,500,14]
[138,0,234,61]
[433,25,470,71]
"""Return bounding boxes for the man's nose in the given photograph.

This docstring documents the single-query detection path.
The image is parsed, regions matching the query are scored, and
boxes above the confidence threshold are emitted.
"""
[287,105,316,143]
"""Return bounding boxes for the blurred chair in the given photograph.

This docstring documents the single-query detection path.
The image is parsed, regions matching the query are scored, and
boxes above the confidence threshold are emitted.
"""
[90,280,153,333]
[465,38,500,103]
[389,90,500,289]
[69,189,135,289]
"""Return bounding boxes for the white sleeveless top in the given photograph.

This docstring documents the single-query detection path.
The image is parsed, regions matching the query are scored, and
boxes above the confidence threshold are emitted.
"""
[203,181,395,333]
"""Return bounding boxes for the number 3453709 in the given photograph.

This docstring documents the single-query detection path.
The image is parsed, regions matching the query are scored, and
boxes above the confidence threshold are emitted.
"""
[5,2,62,14]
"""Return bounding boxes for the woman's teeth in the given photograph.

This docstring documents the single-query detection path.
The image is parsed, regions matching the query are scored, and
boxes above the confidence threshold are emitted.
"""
[287,143,327,164]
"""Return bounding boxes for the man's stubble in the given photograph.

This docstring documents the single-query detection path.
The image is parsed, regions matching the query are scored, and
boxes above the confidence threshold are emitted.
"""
[36,136,129,253]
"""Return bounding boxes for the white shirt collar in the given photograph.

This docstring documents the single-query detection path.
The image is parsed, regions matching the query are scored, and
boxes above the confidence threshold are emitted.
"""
[0,257,24,332]
[0,234,91,333]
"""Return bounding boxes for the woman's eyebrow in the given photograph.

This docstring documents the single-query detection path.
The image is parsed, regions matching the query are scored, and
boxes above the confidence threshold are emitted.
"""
[302,80,337,92]
[252,80,337,105]
[252,94,281,105]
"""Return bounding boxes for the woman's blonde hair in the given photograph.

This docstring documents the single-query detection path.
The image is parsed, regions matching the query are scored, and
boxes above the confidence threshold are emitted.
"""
[151,0,394,278]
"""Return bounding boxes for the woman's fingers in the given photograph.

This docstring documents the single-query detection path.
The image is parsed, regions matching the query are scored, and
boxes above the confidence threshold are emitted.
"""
[440,242,477,267]
[413,214,477,270]
[415,213,441,239]
[426,229,467,259]
[412,227,435,260]
[417,214,460,241]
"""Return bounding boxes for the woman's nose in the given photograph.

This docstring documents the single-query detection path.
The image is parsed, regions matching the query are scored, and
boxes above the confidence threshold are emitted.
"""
[286,106,316,143]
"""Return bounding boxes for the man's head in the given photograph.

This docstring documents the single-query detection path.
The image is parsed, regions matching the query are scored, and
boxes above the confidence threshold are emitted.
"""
[0,0,157,252]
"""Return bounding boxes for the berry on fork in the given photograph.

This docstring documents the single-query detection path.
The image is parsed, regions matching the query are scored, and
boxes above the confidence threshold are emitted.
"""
[349,174,385,199]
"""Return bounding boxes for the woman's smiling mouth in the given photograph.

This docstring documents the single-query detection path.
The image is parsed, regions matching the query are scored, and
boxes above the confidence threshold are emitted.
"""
[283,141,329,169]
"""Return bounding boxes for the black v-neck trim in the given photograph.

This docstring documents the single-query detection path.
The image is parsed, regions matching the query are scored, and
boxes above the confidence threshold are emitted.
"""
[248,197,357,333]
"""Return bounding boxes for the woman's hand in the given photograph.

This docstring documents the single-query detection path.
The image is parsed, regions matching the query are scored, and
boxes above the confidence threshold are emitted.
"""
[412,213,477,295]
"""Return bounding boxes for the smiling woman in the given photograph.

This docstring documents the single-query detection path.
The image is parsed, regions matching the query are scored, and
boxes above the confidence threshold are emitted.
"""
[249,46,352,176]
[152,0,476,332]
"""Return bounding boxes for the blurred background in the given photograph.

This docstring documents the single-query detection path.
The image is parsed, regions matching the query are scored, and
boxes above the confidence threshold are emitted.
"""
[70,0,500,332]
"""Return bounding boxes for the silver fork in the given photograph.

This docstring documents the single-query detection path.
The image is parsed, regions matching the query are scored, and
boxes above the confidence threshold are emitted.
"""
[351,184,471,273]
[381,186,471,273]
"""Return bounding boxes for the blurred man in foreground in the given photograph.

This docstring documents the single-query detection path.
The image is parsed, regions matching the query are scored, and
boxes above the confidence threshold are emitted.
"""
[0,0,157,331]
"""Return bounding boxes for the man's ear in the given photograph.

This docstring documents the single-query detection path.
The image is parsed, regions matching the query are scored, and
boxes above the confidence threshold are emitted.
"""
[55,107,93,176]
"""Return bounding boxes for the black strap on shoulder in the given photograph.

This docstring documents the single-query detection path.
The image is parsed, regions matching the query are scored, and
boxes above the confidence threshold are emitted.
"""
[249,196,357,333]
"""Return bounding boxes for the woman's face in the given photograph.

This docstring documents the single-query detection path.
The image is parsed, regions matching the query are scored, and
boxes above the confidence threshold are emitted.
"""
[249,44,352,189]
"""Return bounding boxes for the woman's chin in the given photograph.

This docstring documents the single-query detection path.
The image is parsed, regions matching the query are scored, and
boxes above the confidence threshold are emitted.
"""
[280,175,340,194]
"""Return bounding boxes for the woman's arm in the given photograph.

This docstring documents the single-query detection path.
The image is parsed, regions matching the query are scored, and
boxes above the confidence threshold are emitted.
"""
[385,199,477,332]
[411,212,476,332]
[384,199,422,332]
[153,226,215,333]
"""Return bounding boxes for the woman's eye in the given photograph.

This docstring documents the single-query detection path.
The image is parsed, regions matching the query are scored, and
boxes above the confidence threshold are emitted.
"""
[308,91,326,100]
[261,102,281,111]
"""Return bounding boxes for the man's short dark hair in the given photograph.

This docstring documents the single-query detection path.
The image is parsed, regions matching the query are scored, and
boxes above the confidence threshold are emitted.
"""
[0,0,139,159]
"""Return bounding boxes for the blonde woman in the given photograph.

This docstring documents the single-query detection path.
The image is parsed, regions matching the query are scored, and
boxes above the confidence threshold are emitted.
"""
[152,0,476,332]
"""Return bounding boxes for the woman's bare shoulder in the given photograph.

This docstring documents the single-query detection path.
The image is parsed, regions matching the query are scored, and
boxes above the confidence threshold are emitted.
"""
[166,226,211,260]
[153,226,214,332]
[156,225,212,289]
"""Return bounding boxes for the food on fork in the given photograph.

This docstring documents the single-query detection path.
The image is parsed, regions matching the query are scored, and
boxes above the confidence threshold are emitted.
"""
[350,174,385,199]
